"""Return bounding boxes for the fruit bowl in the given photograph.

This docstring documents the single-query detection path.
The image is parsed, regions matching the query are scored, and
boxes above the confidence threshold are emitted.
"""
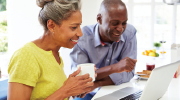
[141,55,158,61]
[142,49,159,57]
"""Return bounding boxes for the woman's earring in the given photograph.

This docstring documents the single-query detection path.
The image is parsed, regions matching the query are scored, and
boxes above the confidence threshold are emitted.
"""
[52,31,54,35]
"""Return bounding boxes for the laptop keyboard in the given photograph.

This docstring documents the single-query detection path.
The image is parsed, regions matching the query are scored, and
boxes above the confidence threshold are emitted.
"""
[119,90,143,100]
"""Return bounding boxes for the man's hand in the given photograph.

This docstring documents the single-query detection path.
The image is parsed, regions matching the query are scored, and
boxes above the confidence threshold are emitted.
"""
[115,57,137,73]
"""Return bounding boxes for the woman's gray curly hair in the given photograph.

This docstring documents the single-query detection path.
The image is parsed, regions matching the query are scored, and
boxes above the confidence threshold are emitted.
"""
[36,0,81,31]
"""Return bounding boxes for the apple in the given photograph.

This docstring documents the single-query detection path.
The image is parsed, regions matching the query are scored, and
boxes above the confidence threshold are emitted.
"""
[152,49,156,53]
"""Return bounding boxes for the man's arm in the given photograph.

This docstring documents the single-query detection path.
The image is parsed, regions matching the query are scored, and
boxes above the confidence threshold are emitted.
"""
[88,57,137,91]
[95,57,137,81]
[93,76,114,89]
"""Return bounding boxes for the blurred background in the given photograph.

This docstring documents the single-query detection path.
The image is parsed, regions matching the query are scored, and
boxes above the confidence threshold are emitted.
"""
[0,0,180,77]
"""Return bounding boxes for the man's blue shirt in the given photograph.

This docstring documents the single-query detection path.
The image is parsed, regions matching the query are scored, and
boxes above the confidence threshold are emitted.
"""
[70,23,137,94]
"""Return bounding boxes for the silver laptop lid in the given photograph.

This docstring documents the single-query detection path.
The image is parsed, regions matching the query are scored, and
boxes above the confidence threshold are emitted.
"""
[139,60,180,100]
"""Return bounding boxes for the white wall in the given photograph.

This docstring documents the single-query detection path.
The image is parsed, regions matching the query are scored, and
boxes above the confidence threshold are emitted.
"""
[7,0,102,77]
[7,0,43,56]
[81,0,102,26]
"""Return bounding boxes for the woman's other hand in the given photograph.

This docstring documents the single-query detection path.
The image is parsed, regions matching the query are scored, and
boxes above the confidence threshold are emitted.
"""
[74,65,98,98]
[60,67,94,98]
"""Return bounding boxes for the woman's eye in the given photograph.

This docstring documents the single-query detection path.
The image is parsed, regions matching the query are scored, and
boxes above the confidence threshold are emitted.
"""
[72,27,77,30]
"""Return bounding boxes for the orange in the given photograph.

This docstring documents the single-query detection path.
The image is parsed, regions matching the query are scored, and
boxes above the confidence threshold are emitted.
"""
[142,52,145,55]
[148,50,152,53]
[145,50,149,54]
[160,51,166,54]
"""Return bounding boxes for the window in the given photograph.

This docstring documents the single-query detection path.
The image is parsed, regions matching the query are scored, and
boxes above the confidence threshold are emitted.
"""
[0,0,7,53]
[133,5,151,48]
[176,6,180,44]
[0,0,8,77]
[134,0,151,3]
[155,0,163,2]
[122,0,128,3]
[154,5,173,48]
[125,0,179,50]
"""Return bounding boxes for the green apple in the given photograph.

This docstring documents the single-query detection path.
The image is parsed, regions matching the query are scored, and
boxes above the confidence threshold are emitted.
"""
[155,53,159,57]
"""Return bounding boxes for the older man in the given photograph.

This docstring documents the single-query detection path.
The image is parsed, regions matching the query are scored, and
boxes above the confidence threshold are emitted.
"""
[70,0,137,100]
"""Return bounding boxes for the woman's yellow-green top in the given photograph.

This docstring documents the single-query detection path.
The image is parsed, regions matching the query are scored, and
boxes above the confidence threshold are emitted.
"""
[8,42,67,100]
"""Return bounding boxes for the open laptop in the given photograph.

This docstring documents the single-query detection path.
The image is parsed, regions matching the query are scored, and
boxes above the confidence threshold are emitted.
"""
[95,60,180,100]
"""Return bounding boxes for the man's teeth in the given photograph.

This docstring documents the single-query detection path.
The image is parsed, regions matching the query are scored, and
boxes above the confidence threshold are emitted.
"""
[71,39,78,42]
[114,34,120,35]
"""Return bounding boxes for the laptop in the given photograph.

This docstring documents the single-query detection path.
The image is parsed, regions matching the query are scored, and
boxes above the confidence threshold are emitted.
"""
[95,60,180,100]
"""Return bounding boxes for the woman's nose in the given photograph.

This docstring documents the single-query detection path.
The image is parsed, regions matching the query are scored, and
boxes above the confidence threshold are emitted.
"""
[77,27,83,37]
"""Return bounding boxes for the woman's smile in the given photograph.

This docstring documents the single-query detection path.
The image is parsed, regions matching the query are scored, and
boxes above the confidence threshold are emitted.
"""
[70,39,78,44]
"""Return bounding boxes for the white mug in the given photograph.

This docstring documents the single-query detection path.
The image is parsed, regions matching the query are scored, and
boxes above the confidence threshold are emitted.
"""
[77,63,95,81]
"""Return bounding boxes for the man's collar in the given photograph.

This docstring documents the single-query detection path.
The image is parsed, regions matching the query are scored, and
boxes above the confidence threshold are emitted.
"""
[94,24,125,47]
[94,24,102,47]
[120,34,125,42]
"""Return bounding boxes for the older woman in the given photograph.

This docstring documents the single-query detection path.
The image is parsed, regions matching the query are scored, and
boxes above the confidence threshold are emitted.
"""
[7,0,94,100]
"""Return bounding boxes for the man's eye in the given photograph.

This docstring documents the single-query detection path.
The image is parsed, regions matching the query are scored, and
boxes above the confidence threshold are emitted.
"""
[122,23,127,25]
[111,22,119,26]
